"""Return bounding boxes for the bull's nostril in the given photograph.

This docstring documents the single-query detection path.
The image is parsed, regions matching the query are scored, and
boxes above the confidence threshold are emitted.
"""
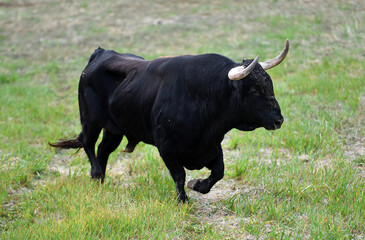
[274,118,284,128]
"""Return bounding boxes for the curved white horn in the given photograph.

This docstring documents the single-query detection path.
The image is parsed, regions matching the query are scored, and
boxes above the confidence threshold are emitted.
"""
[228,55,260,81]
[259,40,289,70]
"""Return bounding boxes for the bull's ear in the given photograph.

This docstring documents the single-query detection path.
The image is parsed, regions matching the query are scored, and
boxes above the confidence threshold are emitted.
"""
[259,40,289,70]
[228,55,259,81]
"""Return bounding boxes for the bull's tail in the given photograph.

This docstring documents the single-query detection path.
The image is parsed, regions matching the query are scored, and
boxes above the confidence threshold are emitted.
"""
[49,134,83,150]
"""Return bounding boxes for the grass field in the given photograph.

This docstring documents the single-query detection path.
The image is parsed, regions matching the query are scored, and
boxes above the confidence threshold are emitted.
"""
[1,0,364,239]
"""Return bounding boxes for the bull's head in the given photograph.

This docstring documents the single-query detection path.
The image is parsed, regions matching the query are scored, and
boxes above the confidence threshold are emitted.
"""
[230,40,289,131]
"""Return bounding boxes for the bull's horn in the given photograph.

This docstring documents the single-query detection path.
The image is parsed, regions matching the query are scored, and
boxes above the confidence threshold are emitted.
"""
[228,55,260,80]
[259,39,289,70]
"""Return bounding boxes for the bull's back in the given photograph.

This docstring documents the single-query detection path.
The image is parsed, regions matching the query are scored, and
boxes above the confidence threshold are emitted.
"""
[108,53,235,147]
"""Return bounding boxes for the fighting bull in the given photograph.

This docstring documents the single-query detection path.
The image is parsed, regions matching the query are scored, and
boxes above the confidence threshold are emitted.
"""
[50,40,289,202]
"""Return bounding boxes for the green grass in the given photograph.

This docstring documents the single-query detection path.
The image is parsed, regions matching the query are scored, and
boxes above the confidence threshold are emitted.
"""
[1,0,364,239]
[226,157,364,238]
[3,176,191,239]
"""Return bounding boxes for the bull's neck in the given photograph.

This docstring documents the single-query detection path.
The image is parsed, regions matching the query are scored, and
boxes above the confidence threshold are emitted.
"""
[201,81,237,144]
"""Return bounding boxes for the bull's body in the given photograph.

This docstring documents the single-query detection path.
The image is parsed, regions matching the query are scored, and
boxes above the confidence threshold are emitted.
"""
[51,42,288,202]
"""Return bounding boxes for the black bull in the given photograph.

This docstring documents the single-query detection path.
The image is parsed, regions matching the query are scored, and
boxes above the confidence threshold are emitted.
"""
[50,40,289,202]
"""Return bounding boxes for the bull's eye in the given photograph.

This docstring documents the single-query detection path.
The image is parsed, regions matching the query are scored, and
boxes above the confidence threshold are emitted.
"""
[249,88,259,95]
[261,87,265,94]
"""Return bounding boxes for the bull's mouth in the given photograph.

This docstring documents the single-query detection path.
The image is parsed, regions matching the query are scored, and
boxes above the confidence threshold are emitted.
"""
[235,118,284,131]
[264,125,279,130]
[234,123,259,131]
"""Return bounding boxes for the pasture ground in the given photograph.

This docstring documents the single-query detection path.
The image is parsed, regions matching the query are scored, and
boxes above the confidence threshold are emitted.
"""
[0,0,364,239]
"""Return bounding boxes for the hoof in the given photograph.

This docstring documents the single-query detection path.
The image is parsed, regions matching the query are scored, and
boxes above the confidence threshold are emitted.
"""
[187,179,210,194]
[123,141,137,153]
[91,169,104,183]
[187,179,201,190]
[177,194,189,204]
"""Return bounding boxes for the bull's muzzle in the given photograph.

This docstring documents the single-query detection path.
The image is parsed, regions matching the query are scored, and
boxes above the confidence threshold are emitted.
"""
[273,117,284,130]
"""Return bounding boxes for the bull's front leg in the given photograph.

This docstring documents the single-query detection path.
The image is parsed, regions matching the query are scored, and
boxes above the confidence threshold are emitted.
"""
[171,167,188,203]
[187,146,224,194]
[159,152,188,202]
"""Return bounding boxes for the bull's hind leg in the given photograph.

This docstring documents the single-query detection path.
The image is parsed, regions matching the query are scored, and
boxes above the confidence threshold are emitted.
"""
[96,130,123,181]
[78,87,106,180]
[80,124,102,179]
[187,146,224,194]
[79,125,103,180]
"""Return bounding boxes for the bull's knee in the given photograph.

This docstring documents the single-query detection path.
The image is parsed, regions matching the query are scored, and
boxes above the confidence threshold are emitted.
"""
[214,170,224,182]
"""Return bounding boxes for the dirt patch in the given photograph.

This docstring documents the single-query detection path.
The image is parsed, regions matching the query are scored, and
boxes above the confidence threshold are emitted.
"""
[0,2,34,8]
[343,93,365,177]
[187,177,255,239]
[47,154,73,176]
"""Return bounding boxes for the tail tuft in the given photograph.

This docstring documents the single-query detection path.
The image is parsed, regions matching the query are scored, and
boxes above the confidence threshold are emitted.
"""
[49,138,83,149]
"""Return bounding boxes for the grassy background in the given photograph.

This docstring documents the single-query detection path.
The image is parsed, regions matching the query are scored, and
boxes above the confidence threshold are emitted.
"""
[1,0,364,239]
